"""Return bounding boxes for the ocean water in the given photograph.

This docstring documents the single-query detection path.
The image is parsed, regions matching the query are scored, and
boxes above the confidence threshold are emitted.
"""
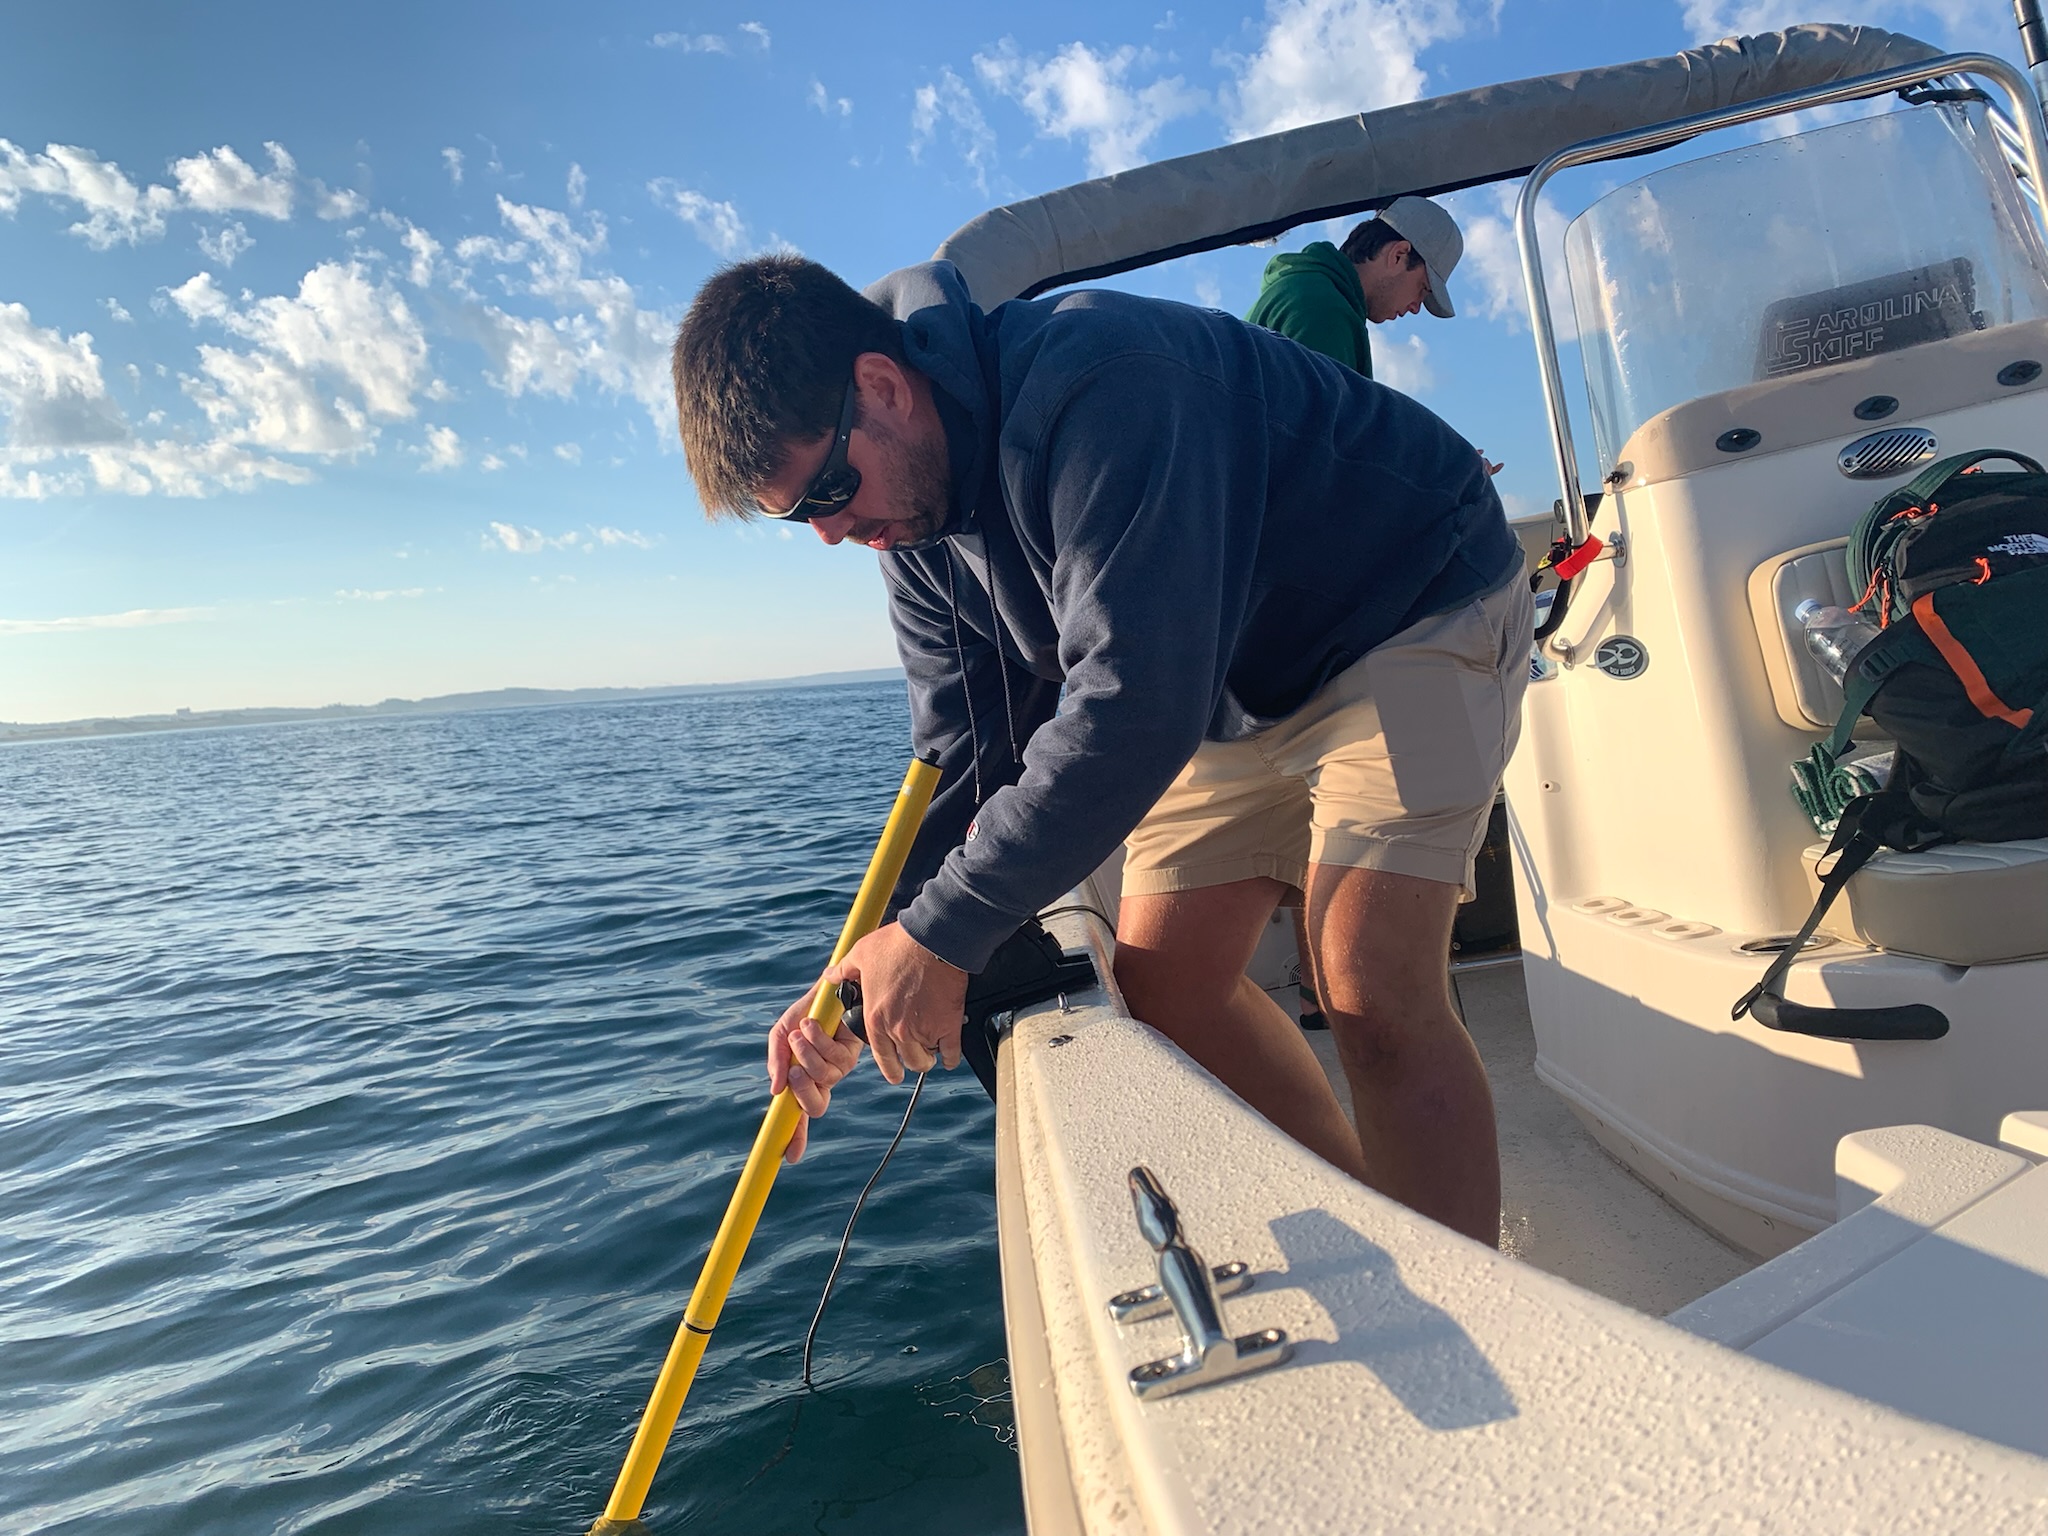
[0,681,1024,1536]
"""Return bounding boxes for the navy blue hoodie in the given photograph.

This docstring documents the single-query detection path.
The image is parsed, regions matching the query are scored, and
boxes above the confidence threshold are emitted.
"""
[872,262,1518,973]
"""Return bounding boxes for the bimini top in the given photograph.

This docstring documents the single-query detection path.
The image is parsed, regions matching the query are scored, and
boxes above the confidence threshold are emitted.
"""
[932,24,1940,305]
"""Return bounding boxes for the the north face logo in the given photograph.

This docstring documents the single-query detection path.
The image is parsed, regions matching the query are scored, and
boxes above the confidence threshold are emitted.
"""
[1988,532,2048,557]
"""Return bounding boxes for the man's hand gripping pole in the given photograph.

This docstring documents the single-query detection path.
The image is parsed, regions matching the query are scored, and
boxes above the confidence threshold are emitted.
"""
[591,753,942,1530]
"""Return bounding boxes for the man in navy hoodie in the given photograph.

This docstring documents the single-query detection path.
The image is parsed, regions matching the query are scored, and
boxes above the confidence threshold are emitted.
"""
[672,254,1528,1245]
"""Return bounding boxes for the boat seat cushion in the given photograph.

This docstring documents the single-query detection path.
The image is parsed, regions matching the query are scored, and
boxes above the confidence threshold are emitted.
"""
[1803,837,2048,964]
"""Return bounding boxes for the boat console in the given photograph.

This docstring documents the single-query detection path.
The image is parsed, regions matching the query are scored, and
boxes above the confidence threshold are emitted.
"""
[1508,76,2048,1253]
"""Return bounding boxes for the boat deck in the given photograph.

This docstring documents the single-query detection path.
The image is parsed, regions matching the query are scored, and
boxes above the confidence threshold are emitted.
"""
[1288,955,1754,1316]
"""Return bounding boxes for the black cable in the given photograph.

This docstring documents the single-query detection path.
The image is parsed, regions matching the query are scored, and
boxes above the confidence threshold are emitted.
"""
[1035,902,1114,929]
[800,1069,929,1388]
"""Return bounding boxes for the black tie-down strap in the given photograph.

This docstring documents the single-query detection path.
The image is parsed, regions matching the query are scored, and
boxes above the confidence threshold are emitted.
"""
[1730,794,1949,1041]
[837,918,1098,1099]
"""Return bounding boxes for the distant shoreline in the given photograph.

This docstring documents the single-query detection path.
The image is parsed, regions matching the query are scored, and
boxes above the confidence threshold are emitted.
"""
[0,668,906,746]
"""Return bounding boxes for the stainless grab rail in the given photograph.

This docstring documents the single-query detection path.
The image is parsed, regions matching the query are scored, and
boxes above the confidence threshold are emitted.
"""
[1515,51,2048,548]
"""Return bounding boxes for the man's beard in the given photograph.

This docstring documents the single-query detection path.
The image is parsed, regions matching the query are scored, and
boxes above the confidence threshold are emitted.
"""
[864,415,953,550]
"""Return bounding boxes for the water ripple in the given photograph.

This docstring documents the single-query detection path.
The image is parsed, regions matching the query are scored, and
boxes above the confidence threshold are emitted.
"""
[0,683,1017,1535]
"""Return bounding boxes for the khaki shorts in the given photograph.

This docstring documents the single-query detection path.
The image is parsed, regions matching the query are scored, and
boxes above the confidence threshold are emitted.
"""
[1123,575,1533,901]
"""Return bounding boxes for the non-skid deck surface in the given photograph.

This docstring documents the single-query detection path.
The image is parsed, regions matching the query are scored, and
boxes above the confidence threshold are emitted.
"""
[1296,961,1751,1316]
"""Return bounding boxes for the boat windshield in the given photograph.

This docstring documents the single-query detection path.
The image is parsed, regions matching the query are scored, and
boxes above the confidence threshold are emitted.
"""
[1564,103,2048,473]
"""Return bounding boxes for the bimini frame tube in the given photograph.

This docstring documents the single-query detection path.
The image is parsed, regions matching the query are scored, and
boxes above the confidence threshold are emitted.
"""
[1515,50,2048,549]
[592,752,942,1530]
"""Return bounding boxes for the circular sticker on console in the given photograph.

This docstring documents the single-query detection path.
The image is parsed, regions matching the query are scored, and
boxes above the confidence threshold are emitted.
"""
[1592,636,1649,680]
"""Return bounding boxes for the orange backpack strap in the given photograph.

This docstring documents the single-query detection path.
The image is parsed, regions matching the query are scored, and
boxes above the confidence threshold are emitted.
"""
[1911,592,2036,730]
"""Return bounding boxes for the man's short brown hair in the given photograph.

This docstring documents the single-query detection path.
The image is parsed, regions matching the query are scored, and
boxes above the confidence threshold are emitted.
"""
[671,254,904,518]
[1339,217,1423,268]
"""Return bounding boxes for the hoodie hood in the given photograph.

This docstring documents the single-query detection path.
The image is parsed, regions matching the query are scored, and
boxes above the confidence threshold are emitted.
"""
[1258,241,1364,320]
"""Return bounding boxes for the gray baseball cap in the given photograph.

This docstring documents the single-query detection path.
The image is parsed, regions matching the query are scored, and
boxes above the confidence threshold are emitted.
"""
[1378,195,1462,319]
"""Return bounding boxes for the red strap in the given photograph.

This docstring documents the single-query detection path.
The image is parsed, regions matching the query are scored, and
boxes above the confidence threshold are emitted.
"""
[1552,535,1604,580]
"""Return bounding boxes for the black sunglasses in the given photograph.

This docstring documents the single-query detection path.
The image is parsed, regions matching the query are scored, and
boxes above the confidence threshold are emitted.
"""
[762,379,860,522]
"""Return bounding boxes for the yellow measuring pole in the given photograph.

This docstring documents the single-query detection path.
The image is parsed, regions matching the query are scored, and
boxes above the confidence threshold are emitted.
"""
[594,753,942,1528]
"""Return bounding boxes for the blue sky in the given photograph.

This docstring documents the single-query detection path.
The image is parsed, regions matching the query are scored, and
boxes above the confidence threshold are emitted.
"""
[0,0,2025,722]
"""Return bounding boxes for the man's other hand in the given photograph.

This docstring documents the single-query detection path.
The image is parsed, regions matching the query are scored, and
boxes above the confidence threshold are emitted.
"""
[767,987,864,1163]
[1478,449,1503,477]
[830,922,968,1086]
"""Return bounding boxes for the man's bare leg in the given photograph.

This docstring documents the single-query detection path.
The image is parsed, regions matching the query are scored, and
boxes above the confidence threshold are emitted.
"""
[1307,863,1500,1246]
[1115,878,1369,1183]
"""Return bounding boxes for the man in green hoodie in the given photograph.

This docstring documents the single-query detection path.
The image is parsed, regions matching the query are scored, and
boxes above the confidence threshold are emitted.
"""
[1246,194,1465,380]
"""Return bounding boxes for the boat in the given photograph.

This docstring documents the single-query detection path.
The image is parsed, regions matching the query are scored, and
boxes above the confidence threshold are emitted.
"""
[931,23,2048,1531]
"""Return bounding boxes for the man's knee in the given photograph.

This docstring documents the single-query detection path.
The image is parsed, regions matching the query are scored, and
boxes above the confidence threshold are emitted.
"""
[1114,878,1287,1011]
[1317,955,1461,1074]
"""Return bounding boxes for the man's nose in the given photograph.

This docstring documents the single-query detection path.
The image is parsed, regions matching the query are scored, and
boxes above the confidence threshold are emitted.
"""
[811,511,854,545]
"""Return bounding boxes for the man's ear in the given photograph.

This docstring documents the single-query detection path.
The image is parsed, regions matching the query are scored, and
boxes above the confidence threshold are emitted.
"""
[852,351,917,426]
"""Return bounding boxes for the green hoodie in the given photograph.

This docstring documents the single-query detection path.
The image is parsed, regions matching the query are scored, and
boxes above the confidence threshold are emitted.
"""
[1244,240,1371,378]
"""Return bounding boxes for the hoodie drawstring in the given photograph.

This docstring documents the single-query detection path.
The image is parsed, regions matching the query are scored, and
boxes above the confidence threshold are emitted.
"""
[943,547,1023,812]
[944,556,986,810]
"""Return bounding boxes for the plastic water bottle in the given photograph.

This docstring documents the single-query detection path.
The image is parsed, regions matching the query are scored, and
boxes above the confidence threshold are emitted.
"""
[1796,600,1882,685]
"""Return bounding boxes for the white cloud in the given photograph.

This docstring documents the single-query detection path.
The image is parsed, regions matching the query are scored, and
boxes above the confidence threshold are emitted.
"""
[486,520,655,553]
[1224,0,1465,141]
[1679,1,2007,45]
[0,302,130,450]
[166,271,231,322]
[0,391,312,496]
[977,41,1202,178]
[421,424,463,471]
[314,182,368,220]
[103,297,133,323]
[649,180,749,256]
[457,198,676,432]
[1444,182,1577,342]
[198,221,255,269]
[910,68,997,194]
[740,21,771,48]
[174,260,430,456]
[0,604,215,634]
[1193,275,1224,309]
[441,147,464,185]
[566,162,587,208]
[554,441,582,463]
[809,80,854,117]
[479,452,505,472]
[1372,332,1434,394]
[102,439,313,496]
[171,143,296,220]
[487,521,552,552]
[0,139,178,247]
[651,31,730,53]
[395,219,441,286]
[470,308,584,398]
[335,586,427,601]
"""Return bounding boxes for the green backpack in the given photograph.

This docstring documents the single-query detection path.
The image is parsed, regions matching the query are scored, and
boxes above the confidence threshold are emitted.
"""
[1828,448,2048,837]
[1737,449,2048,1042]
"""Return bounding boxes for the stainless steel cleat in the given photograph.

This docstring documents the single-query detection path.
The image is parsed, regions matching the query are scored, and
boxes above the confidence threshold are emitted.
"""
[1116,1166,1292,1400]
